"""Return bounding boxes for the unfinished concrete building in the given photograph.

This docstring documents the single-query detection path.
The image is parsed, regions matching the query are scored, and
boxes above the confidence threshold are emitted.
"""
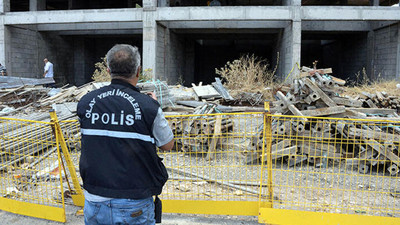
[0,0,399,86]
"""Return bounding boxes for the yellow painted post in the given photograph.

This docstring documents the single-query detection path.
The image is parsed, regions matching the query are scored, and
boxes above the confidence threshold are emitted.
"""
[259,102,273,223]
[50,110,85,207]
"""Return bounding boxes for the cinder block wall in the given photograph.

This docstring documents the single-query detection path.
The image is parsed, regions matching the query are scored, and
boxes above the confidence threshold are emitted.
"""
[342,35,368,80]
[9,26,39,78]
[373,24,399,80]
[37,32,74,85]
[156,24,167,81]
[168,30,185,84]
[278,25,292,80]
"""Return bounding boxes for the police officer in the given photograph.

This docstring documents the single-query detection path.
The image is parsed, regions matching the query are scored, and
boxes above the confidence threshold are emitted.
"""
[77,44,174,225]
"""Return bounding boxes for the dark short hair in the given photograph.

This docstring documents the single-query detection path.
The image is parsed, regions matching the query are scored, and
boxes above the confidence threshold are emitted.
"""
[106,44,141,78]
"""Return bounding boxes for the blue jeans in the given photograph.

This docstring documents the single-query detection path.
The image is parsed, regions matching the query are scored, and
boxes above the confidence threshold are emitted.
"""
[84,197,155,225]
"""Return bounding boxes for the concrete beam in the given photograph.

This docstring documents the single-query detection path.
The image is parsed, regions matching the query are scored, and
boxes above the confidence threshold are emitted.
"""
[156,6,292,21]
[57,29,143,36]
[302,21,371,31]
[302,7,400,21]
[166,21,290,29]
[371,21,399,30]
[4,9,142,25]
[36,22,142,31]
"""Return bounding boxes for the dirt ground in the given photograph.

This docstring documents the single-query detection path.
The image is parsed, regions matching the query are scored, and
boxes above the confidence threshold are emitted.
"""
[0,205,259,225]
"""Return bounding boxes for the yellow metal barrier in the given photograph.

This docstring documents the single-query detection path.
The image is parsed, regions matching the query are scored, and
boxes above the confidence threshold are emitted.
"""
[161,112,268,216]
[0,116,66,222]
[259,114,400,225]
[3,109,400,224]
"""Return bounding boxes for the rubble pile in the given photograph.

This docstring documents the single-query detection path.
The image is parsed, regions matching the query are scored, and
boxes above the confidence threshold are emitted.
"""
[0,70,400,176]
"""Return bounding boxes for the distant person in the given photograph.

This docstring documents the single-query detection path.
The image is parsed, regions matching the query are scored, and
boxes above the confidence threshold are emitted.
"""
[209,0,221,6]
[0,63,6,76]
[43,58,55,87]
[43,58,54,78]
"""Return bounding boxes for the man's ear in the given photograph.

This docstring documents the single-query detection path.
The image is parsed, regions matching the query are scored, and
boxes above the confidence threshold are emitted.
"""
[107,68,111,74]
[136,66,141,78]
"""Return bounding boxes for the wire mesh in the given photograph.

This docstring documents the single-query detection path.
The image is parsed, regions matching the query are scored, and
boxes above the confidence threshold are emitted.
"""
[58,120,82,191]
[266,115,400,218]
[0,117,63,208]
[161,112,266,202]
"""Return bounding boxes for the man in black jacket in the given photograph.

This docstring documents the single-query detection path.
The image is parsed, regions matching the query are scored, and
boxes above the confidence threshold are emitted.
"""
[77,44,174,225]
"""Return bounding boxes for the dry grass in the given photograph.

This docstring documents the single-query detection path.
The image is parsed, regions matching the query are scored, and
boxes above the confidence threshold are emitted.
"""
[92,56,111,82]
[215,54,276,100]
[344,80,400,97]
[91,56,152,83]
[343,68,400,97]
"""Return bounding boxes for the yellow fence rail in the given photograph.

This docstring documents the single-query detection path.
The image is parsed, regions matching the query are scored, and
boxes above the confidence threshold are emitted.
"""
[0,116,66,222]
[259,114,400,225]
[1,109,400,224]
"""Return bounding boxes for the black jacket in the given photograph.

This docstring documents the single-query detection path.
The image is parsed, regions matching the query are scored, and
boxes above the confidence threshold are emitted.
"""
[77,79,168,199]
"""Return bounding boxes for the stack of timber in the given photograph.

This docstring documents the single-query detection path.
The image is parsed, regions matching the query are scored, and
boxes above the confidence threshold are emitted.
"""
[272,66,398,119]
[169,103,233,157]
[245,67,400,174]
[359,91,400,112]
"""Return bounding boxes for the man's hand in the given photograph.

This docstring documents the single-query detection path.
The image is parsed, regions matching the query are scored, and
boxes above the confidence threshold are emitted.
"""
[147,92,157,100]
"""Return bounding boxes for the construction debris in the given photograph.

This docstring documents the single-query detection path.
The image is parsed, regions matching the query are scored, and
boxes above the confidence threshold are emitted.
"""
[1,68,400,177]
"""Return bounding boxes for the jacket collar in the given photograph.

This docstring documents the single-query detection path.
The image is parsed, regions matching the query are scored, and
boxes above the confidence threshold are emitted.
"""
[111,79,140,92]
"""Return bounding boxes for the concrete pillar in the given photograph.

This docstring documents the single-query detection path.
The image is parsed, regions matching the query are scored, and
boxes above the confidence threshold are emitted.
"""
[30,0,46,11]
[158,0,170,7]
[0,0,10,13]
[143,0,157,8]
[143,2,157,80]
[396,23,400,79]
[367,30,375,79]
[369,0,379,6]
[0,25,10,73]
[74,38,85,85]
[291,21,301,78]
[283,0,301,6]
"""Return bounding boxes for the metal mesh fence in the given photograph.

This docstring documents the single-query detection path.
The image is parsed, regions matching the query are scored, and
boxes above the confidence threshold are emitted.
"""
[4,111,399,222]
[161,112,266,202]
[267,115,400,218]
[0,117,64,208]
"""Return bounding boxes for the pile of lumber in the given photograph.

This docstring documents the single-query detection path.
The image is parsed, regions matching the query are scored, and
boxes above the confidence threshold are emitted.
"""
[360,91,400,111]
[272,67,398,119]
[169,103,233,157]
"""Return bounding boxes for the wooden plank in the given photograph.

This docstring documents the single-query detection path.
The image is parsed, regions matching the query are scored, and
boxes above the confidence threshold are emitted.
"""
[0,77,55,89]
[348,127,400,142]
[300,106,345,117]
[366,99,378,108]
[262,146,298,163]
[299,142,341,158]
[192,85,221,99]
[304,78,337,107]
[347,107,396,115]
[367,139,400,166]
[206,115,222,160]
[212,78,234,100]
[276,91,306,118]
[330,75,346,85]
[331,97,363,108]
